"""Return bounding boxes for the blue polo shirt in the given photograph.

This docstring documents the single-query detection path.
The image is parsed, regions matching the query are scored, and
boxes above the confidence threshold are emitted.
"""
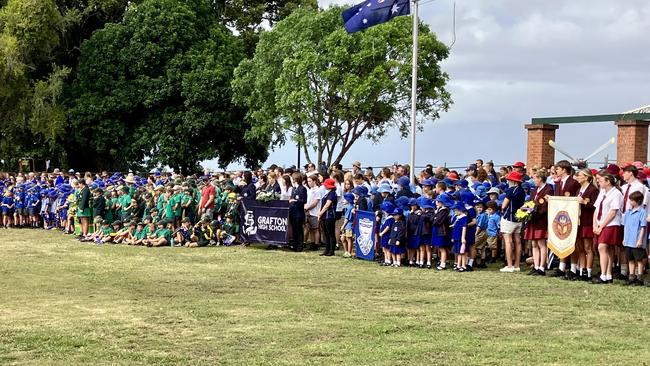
[503,185,525,222]
[487,213,501,237]
[623,207,647,249]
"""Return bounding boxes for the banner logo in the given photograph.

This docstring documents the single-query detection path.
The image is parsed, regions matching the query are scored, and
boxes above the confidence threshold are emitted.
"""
[552,210,572,240]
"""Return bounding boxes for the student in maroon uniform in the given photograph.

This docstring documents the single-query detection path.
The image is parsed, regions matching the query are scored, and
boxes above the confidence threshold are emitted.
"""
[575,168,600,281]
[549,160,581,278]
[525,169,553,276]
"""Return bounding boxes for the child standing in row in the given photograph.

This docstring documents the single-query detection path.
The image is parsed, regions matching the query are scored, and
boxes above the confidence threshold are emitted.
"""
[388,208,406,267]
[340,193,355,258]
[379,202,395,266]
[451,202,469,272]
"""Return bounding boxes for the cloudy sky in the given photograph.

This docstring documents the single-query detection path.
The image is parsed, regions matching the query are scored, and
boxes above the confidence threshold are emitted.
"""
[207,0,650,171]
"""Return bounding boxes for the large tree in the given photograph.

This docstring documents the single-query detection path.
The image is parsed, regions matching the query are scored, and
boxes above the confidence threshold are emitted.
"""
[233,6,452,166]
[66,0,269,173]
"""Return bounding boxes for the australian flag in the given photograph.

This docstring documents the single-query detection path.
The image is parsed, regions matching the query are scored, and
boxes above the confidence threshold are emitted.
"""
[342,0,411,34]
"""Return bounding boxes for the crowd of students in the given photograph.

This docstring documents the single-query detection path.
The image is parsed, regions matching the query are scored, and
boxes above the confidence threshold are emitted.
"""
[1,158,649,285]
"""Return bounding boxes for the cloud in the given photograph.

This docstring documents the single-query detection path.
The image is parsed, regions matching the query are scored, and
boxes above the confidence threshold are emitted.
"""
[206,0,650,171]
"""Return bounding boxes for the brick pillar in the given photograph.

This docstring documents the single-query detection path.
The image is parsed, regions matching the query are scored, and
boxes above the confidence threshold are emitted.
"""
[616,120,650,165]
[525,124,559,173]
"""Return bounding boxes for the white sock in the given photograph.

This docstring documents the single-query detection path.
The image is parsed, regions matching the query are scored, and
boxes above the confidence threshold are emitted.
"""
[587,268,592,277]
[559,262,566,271]
[601,274,607,281]
[606,274,612,280]
[570,264,577,273]
[621,264,628,276]
[468,259,474,266]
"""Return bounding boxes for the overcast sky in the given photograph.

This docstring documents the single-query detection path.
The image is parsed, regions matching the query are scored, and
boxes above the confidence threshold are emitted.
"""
[206,0,650,171]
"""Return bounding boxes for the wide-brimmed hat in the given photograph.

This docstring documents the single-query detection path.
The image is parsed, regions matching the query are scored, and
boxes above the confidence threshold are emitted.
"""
[505,171,524,183]
[124,174,135,184]
[353,186,368,197]
[487,187,500,195]
[378,183,392,194]
[323,178,336,190]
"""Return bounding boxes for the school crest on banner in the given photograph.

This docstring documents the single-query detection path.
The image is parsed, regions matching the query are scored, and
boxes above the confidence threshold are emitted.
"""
[354,210,376,261]
[547,196,581,259]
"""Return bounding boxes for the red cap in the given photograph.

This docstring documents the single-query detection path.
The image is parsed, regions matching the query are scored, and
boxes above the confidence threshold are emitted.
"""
[447,172,460,181]
[505,171,524,183]
[323,178,336,190]
[590,169,598,176]
[638,171,647,180]
[513,161,526,168]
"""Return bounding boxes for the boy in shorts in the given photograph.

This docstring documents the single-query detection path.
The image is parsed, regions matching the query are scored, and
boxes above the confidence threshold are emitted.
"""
[622,191,646,285]
[486,201,501,264]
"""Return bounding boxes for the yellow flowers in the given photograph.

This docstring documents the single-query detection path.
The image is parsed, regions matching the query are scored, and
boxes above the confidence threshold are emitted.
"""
[515,201,536,222]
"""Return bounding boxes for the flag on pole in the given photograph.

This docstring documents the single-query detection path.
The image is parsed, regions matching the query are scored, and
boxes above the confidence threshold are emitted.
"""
[342,0,411,34]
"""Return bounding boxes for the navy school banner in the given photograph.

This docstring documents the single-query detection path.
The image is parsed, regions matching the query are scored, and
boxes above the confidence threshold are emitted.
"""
[240,199,289,245]
[354,210,376,261]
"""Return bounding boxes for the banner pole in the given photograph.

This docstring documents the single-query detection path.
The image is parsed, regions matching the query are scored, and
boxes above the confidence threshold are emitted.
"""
[409,0,419,184]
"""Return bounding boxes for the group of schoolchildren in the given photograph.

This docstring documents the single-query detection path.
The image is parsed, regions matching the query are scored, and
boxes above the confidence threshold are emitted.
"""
[0,171,242,248]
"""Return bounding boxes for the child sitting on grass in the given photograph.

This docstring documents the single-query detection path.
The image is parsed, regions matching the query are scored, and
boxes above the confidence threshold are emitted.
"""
[146,220,172,247]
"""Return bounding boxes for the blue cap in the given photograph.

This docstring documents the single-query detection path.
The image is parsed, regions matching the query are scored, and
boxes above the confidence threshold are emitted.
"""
[353,186,368,197]
[421,178,435,187]
[408,198,418,206]
[378,183,392,194]
[417,197,434,209]
[391,207,403,215]
[398,176,410,188]
[435,193,453,207]
[452,202,467,212]
[460,190,475,205]
[441,178,454,187]
[456,179,469,188]
[380,201,395,213]
[482,181,492,189]
[395,196,410,210]
[344,193,355,204]
[475,185,487,197]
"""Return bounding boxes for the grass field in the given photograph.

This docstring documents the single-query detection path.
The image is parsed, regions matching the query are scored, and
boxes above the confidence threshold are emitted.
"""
[2,229,650,365]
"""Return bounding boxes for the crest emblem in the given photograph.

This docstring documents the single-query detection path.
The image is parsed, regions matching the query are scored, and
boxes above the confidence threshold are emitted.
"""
[552,210,572,240]
[357,217,374,256]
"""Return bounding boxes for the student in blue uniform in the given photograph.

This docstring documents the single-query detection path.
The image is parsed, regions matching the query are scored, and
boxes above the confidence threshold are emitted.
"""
[451,202,469,272]
[418,197,435,269]
[433,193,452,270]
[1,190,15,228]
[388,208,407,267]
[406,198,422,266]
[460,190,478,271]
[26,188,41,228]
[379,201,395,266]
[14,185,25,228]
[340,193,355,258]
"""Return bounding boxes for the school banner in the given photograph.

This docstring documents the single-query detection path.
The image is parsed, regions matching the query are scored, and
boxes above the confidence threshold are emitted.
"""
[354,210,376,261]
[240,199,289,245]
[547,196,581,259]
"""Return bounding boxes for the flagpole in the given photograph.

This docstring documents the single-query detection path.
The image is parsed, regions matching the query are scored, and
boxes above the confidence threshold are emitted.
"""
[409,0,418,184]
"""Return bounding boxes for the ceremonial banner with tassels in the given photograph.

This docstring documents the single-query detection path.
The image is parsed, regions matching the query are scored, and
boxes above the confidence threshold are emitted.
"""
[547,196,581,259]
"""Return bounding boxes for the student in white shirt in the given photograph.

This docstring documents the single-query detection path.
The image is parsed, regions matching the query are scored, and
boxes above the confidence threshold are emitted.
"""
[592,171,624,284]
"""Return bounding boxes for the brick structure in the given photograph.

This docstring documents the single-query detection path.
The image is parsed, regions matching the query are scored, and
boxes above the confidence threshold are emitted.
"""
[616,120,650,165]
[525,124,558,173]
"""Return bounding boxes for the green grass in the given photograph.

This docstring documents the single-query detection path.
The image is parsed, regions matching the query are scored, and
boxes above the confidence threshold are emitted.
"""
[1,229,650,365]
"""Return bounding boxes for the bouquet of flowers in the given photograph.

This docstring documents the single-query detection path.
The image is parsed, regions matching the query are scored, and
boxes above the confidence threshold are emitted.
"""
[515,201,536,222]
[256,191,280,202]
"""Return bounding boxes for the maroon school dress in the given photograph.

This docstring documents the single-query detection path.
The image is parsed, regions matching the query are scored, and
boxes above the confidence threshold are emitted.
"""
[577,184,599,239]
[524,184,554,240]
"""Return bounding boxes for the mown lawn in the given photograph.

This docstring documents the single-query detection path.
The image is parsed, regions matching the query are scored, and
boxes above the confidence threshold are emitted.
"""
[1,229,650,365]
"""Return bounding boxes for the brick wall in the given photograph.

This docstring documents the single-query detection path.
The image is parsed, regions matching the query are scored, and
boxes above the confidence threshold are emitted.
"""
[616,120,650,165]
[525,124,559,172]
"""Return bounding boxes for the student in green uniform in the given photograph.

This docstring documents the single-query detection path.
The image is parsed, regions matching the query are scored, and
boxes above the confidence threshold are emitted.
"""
[147,220,172,247]
[117,187,131,220]
[172,186,183,228]
[181,187,195,224]
[163,189,174,222]
[128,222,146,245]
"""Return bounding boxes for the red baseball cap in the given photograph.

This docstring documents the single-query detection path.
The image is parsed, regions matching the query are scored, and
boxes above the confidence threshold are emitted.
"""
[447,172,460,181]
[513,161,526,168]
[323,178,336,190]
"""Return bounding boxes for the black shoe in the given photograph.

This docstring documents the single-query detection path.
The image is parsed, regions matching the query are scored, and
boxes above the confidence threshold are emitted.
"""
[635,279,644,286]
[549,269,565,278]
[566,271,579,281]
[324,252,334,256]
[436,265,446,271]
[489,257,497,264]
[527,268,537,275]
[319,252,327,256]
[266,244,278,250]
[426,264,432,269]
[476,262,488,269]
[295,245,303,252]
[616,273,628,281]
[622,278,634,286]
[592,277,608,284]
[536,269,546,276]
[465,265,473,272]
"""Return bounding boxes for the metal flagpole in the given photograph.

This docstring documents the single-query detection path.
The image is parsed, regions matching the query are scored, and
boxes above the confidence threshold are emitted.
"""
[409,0,419,184]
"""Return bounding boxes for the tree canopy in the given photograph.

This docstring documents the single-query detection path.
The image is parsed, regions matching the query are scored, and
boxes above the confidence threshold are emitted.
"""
[233,6,452,166]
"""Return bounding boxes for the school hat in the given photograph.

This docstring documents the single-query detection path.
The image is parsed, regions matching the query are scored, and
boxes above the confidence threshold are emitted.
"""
[452,202,467,212]
[323,178,336,190]
[475,185,487,198]
[397,176,410,188]
[638,171,647,181]
[521,182,530,190]
[391,207,403,216]
[417,197,434,209]
[441,178,454,187]
[408,198,418,207]
[378,183,392,194]
[456,179,469,188]
[353,186,369,197]
[459,190,476,205]
[446,172,460,181]
[465,164,477,171]
[380,201,395,213]
[137,222,144,226]
[421,178,436,187]
[343,193,355,204]
[395,196,410,210]
[606,164,620,176]
[369,187,379,195]
[435,193,453,207]
[505,171,524,183]
[513,161,526,168]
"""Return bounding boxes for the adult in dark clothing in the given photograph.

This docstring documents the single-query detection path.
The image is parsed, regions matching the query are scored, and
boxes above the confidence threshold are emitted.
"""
[77,180,91,236]
[92,189,106,219]
[288,173,307,252]
[318,178,338,256]
[237,171,257,199]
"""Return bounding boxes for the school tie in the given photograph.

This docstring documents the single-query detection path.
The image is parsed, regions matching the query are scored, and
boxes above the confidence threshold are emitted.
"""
[558,180,564,195]
[597,194,606,221]
[622,185,631,212]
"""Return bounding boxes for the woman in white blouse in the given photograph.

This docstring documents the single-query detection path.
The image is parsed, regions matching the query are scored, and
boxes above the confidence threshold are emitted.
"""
[592,171,623,284]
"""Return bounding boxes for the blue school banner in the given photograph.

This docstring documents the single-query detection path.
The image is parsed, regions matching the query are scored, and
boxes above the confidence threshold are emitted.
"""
[240,199,289,245]
[354,210,376,261]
